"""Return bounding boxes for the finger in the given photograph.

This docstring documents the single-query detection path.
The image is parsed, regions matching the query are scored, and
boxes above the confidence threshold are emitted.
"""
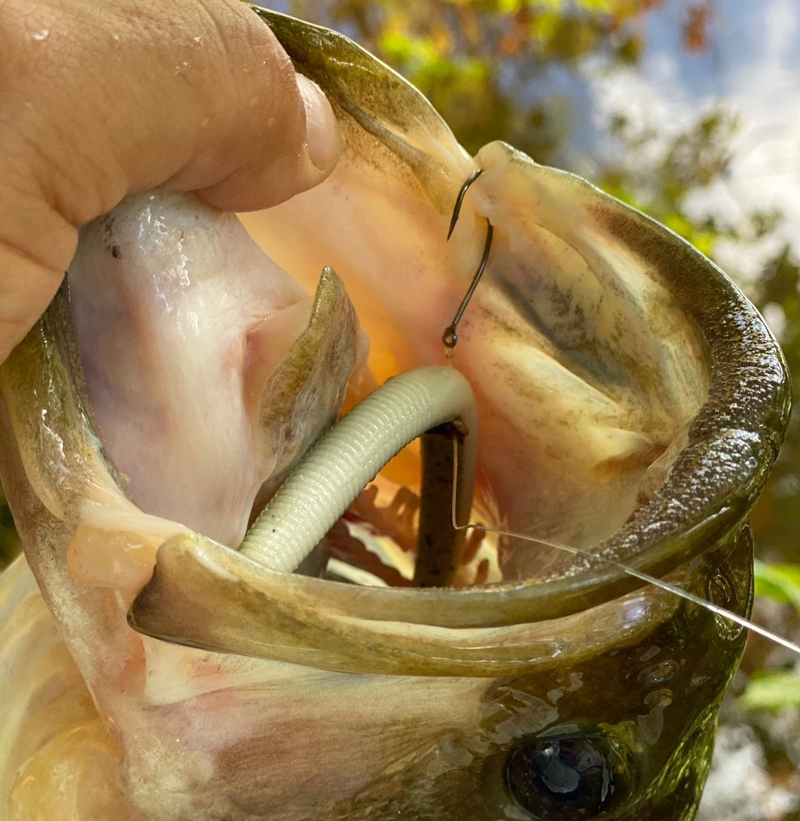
[0,0,340,362]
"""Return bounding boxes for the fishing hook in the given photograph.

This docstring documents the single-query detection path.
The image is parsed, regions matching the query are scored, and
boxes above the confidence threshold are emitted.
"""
[442,170,494,349]
[446,169,483,240]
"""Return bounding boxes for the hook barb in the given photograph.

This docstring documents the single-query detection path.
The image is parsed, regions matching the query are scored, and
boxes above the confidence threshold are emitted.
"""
[447,169,484,241]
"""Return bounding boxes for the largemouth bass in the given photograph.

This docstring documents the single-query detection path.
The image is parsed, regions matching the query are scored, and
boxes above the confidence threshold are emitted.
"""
[0,9,790,821]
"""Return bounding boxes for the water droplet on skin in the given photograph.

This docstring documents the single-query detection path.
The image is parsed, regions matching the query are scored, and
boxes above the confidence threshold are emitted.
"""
[638,659,678,687]
[32,29,49,41]
[639,645,661,662]
[644,689,673,708]
[192,35,203,46]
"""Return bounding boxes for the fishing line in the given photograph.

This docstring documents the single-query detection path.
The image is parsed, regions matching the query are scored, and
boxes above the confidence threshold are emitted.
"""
[442,170,494,350]
[436,172,797,648]
[446,440,800,656]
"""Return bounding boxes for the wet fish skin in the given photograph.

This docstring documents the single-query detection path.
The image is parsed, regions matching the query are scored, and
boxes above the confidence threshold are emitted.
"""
[0,483,751,820]
[292,531,754,821]
[0,8,790,821]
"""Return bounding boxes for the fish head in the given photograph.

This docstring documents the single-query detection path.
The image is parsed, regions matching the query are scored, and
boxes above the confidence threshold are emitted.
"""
[0,9,790,821]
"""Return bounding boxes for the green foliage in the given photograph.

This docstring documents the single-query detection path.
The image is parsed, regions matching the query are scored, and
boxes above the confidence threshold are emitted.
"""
[755,560,800,612]
[740,669,800,712]
[737,561,800,713]
[751,248,800,573]
[287,0,662,162]
[597,107,749,258]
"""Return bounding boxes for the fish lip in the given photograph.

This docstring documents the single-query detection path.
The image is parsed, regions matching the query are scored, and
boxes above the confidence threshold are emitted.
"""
[127,515,753,676]
[127,528,696,676]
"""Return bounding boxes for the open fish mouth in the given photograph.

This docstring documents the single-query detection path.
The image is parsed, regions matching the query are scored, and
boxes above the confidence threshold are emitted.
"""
[0,9,791,821]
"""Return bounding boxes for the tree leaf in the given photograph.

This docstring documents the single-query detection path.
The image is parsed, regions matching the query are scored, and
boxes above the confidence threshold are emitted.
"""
[754,559,800,612]
[740,669,800,712]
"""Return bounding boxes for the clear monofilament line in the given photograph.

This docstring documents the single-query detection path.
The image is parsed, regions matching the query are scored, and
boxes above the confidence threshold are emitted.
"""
[449,443,800,656]
[459,523,800,656]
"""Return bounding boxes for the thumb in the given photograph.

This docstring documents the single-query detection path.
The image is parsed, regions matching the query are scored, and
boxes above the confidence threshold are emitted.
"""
[0,0,340,362]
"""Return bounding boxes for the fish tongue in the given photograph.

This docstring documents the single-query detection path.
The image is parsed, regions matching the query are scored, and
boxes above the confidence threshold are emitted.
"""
[67,191,362,548]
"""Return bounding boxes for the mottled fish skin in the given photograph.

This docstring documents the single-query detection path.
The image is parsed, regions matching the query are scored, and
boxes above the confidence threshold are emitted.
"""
[0,9,790,821]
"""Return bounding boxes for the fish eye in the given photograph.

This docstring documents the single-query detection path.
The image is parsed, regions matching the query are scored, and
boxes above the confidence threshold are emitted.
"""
[506,734,633,818]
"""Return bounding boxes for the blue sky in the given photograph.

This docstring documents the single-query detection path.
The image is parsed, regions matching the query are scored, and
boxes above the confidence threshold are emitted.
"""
[584,0,800,286]
[257,1,800,297]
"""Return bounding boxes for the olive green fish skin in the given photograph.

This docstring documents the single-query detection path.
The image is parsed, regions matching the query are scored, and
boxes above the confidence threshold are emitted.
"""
[297,530,753,821]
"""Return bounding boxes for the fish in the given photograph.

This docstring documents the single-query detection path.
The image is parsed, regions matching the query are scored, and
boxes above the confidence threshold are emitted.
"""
[0,8,790,821]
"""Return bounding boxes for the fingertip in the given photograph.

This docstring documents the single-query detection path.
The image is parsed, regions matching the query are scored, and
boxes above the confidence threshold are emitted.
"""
[296,74,340,175]
[196,73,341,213]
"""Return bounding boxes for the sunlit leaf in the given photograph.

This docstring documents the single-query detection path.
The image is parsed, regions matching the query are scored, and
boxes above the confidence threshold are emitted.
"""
[577,0,614,11]
[740,670,800,712]
[754,559,800,612]
[530,10,561,43]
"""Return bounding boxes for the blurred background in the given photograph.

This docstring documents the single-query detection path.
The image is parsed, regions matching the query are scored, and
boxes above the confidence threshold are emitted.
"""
[2,0,800,817]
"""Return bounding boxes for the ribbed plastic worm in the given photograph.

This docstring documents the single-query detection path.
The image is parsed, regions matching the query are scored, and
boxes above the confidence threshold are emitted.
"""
[239,365,478,587]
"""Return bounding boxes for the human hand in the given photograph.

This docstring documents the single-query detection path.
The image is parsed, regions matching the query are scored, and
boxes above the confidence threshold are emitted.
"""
[0,0,340,364]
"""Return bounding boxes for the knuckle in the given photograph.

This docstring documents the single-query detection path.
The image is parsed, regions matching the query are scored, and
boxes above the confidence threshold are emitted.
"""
[197,0,305,141]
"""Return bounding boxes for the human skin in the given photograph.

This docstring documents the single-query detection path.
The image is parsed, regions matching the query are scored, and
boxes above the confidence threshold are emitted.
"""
[0,0,341,365]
